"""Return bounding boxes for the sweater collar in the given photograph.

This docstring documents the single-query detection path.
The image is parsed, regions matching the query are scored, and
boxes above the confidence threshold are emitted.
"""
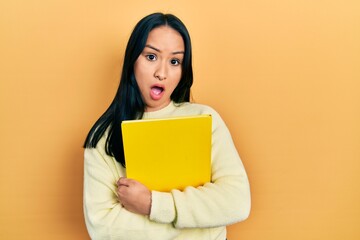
[142,101,178,119]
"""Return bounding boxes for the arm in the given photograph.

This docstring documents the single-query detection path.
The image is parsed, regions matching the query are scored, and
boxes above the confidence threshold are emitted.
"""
[149,110,251,228]
[83,139,179,239]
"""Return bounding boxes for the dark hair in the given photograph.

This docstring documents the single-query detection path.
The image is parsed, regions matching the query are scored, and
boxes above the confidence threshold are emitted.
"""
[83,13,193,167]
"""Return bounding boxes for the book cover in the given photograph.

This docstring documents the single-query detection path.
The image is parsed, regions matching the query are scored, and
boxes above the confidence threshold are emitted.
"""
[121,114,212,192]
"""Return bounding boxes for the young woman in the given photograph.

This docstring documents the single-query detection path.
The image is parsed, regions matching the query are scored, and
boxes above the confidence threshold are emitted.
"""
[83,12,251,240]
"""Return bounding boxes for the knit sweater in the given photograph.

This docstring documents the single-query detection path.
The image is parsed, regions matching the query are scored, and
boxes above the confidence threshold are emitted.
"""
[83,101,251,240]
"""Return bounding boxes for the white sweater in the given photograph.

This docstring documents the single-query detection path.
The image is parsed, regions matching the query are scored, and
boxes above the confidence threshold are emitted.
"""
[83,102,251,240]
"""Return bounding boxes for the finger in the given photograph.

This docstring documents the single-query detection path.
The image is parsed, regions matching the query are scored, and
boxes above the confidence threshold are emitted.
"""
[117,177,129,186]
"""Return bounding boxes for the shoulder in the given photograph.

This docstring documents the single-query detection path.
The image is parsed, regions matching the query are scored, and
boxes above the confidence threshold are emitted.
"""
[84,129,109,162]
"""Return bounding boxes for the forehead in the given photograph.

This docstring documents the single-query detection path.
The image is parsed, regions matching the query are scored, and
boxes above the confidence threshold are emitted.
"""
[146,26,185,51]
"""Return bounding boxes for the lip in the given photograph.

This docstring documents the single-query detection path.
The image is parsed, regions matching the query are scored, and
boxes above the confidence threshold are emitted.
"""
[150,84,165,100]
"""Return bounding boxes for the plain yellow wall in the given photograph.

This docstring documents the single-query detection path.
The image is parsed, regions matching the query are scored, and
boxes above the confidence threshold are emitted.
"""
[1,0,359,239]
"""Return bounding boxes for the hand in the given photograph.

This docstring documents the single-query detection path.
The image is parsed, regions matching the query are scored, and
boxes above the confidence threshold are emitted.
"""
[116,177,151,216]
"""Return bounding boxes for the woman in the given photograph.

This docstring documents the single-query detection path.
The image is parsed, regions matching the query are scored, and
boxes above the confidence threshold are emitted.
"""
[83,12,251,240]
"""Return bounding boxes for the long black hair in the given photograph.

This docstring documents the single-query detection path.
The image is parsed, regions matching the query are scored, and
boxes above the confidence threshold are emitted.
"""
[83,13,193,167]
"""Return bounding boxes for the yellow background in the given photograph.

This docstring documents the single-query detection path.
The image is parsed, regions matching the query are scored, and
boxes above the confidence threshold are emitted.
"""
[1,0,359,239]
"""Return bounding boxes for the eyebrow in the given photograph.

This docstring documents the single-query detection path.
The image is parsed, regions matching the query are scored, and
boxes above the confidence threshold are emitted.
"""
[145,44,184,55]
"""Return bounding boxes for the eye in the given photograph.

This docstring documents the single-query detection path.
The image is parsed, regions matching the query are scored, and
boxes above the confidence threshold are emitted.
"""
[146,54,157,61]
[170,58,181,66]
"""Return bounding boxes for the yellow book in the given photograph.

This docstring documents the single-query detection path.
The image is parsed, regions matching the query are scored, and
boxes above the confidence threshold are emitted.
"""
[121,114,212,192]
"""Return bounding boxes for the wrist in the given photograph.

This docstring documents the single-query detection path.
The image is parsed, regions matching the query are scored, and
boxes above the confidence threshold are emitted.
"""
[147,191,152,216]
[149,191,176,224]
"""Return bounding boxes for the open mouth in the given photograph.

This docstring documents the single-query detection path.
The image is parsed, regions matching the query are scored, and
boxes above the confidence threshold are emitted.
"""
[151,86,164,96]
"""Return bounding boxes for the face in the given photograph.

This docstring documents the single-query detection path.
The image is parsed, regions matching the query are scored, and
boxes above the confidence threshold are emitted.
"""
[134,26,185,112]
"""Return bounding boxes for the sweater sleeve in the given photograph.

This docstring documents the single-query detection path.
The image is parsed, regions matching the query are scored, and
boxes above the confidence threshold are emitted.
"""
[149,109,251,228]
[83,139,179,239]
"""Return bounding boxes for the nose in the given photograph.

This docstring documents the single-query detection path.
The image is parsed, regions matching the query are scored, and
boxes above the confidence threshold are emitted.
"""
[154,61,167,81]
